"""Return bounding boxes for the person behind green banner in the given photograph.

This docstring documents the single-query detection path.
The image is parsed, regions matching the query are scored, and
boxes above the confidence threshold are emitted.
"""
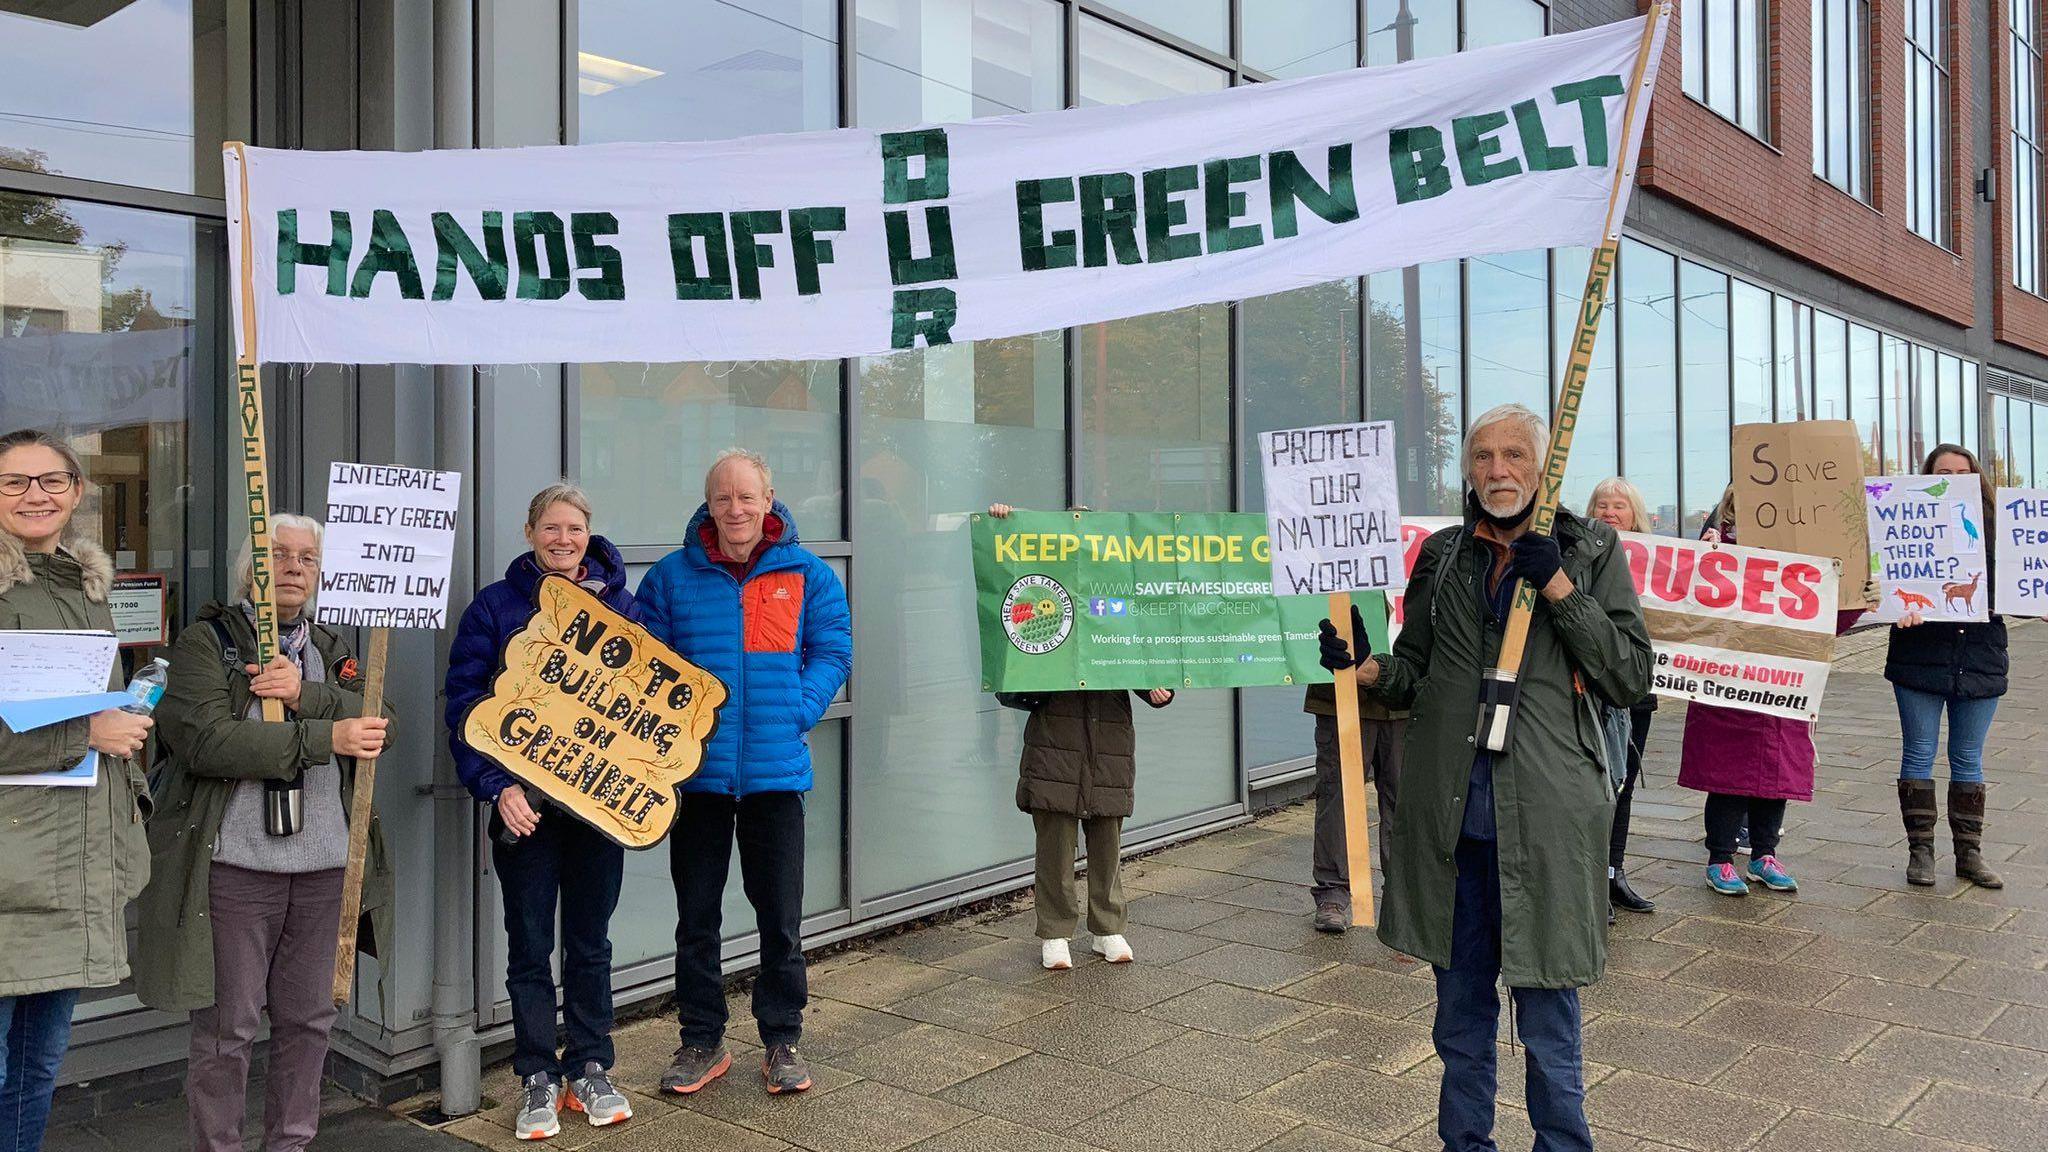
[987,503,1174,972]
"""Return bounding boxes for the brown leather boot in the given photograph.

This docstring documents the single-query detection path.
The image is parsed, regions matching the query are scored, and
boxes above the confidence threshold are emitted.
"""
[1948,781,2004,889]
[1898,779,1938,887]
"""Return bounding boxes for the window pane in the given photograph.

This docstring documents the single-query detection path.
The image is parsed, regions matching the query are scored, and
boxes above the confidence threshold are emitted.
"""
[1731,280,1773,426]
[1553,246,1616,512]
[1812,311,1848,422]
[1240,280,1360,772]
[1737,0,1763,131]
[2035,404,2048,484]
[1079,14,1229,106]
[0,0,227,197]
[1849,324,1881,473]
[1098,0,1228,52]
[1774,297,1810,421]
[1463,0,1546,49]
[1243,0,1358,78]
[1466,250,1550,418]
[1710,0,1739,120]
[1961,361,1979,457]
[1881,334,1911,472]
[856,0,1063,127]
[1914,345,1937,463]
[1680,262,1731,536]
[853,337,1064,899]
[579,0,838,142]
[1683,0,1706,98]
[1620,240,1679,534]
[1987,395,2011,484]
[2013,399,2037,485]
[1363,0,1458,66]
[1369,263,1462,515]
[1936,354,1960,444]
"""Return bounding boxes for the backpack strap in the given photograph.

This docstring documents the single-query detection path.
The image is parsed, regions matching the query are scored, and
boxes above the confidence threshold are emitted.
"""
[204,615,242,672]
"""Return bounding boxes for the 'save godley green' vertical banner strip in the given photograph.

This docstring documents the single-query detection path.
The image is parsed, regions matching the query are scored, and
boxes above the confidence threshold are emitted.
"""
[224,15,1667,367]
[972,511,1389,692]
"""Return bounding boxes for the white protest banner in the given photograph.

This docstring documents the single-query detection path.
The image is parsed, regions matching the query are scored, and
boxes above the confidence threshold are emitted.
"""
[1864,475,1988,623]
[1996,488,2048,615]
[1259,422,1404,595]
[317,463,462,629]
[1618,532,1837,720]
[1389,516,1461,641]
[224,15,1665,366]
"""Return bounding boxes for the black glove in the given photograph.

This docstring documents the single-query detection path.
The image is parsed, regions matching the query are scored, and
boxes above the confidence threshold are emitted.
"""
[1316,603,1371,671]
[1506,532,1564,591]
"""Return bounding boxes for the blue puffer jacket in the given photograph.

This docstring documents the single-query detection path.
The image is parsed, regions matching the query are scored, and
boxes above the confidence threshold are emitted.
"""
[445,536,636,803]
[637,503,851,796]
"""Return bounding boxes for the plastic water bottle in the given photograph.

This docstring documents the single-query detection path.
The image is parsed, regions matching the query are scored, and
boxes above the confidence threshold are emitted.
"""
[122,657,170,715]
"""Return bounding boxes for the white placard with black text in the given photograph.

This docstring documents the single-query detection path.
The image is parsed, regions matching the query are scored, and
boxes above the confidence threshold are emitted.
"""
[317,463,462,629]
[1259,421,1404,596]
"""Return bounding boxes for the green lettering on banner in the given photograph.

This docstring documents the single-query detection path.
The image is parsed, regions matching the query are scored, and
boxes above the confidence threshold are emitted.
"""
[667,212,733,300]
[892,287,957,349]
[512,212,571,301]
[1079,172,1142,268]
[729,210,783,301]
[1141,164,1201,263]
[1203,155,1264,254]
[1552,74,1626,167]
[432,211,509,300]
[1269,146,1358,237]
[1388,128,1451,204]
[571,212,625,301]
[276,208,351,297]
[881,128,949,204]
[1015,178,1077,272]
[1452,110,1521,187]
[788,206,846,296]
[884,206,959,286]
[348,209,425,300]
[1512,99,1577,172]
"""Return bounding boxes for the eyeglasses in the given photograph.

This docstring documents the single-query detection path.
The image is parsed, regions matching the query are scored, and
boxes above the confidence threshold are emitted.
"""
[0,472,79,497]
[273,550,322,569]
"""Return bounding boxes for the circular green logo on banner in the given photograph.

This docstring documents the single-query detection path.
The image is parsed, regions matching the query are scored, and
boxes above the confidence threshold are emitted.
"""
[1002,574,1074,655]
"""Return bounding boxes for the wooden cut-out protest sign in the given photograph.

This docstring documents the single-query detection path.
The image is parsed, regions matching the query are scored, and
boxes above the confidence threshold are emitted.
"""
[462,575,726,848]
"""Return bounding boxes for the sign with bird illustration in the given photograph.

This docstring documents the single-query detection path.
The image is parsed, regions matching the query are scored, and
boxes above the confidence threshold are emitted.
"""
[1865,475,1989,623]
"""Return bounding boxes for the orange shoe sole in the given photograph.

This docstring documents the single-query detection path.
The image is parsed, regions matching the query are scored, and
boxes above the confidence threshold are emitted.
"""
[762,1064,813,1094]
[665,1051,733,1095]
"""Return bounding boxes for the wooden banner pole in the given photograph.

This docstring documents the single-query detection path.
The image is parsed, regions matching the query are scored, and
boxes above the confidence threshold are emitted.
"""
[226,142,285,724]
[1476,5,1666,752]
[333,627,389,1004]
[1329,592,1377,926]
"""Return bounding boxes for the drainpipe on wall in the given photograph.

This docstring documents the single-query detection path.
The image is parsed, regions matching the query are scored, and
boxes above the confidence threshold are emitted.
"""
[430,0,482,1119]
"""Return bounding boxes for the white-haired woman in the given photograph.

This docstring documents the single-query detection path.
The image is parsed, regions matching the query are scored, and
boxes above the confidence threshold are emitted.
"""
[137,514,393,1152]
[1585,478,1659,919]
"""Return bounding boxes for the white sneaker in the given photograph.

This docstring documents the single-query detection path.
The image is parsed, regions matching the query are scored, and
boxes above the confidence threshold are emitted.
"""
[1041,938,1073,970]
[514,1072,561,1141]
[1092,934,1134,963]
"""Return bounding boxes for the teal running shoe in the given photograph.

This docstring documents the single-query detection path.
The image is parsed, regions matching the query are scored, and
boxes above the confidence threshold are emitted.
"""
[1747,855,1798,891]
[1706,862,1750,896]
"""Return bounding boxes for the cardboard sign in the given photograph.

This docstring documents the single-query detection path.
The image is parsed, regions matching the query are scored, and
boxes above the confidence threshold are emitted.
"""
[1732,420,1870,607]
[1864,475,1988,623]
[460,576,726,848]
[317,463,462,629]
[1619,532,1837,720]
[109,573,168,648]
[1995,488,2048,616]
[1258,422,1404,596]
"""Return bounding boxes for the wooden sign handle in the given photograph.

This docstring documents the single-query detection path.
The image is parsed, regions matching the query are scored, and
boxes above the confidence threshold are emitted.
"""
[1477,6,1665,752]
[333,627,389,1004]
[1328,592,1377,927]
[226,142,285,724]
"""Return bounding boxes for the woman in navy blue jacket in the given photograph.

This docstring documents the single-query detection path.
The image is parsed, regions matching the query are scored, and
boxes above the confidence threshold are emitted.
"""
[445,483,636,1141]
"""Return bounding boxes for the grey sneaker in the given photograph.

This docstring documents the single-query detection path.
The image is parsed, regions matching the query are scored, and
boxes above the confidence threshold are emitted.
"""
[661,1043,732,1095]
[513,1071,561,1141]
[763,1043,813,1094]
[566,1061,631,1127]
[1313,901,1350,934]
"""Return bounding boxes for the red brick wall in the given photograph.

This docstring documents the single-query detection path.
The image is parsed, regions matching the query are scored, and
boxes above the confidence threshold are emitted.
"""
[1635,0,1972,326]
[1988,1,2048,357]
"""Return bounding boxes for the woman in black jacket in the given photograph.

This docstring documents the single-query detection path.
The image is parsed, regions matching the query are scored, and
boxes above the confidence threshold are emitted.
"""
[1888,445,2005,890]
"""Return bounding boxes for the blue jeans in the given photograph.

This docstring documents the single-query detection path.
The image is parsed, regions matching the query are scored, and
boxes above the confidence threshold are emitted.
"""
[1895,685,1998,784]
[0,988,81,1152]
[1434,838,1592,1152]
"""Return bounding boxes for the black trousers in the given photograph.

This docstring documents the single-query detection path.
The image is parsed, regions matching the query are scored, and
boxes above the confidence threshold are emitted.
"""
[671,790,806,1049]
[1609,709,1651,871]
[1704,793,1786,865]
[492,806,625,1078]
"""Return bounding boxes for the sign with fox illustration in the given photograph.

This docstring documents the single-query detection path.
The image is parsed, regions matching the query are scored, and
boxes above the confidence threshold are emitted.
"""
[1865,474,1989,624]
[461,575,728,848]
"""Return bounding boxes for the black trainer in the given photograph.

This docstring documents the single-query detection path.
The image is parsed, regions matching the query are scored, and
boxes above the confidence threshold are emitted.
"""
[763,1044,813,1094]
[660,1044,731,1095]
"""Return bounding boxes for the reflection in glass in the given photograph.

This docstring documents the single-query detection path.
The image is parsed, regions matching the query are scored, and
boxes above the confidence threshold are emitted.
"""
[1684,0,1766,136]
[1773,297,1810,421]
[2013,0,2044,292]
[1848,324,1880,472]
[2034,404,2048,484]
[1936,354,1960,445]
[1079,14,1229,106]
[1620,240,1678,534]
[2012,398,2036,485]
[1467,251,1550,419]
[1367,265,1461,516]
[1553,247,1615,513]
[1679,262,1730,535]
[1811,311,1847,422]
[1363,0,1457,66]
[1881,334,1912,472]
[0,0,226,196]
[1244,0,1357,77]
[1986,396,2011,485]
[1811,0,1870,200]
[1905,0,1951,244]
[1731,280,1772,427]
[578,0,838,143]
[1097,0,1228,52]
[1961,361,1979,459]
[1463,0,1545,50]
[856,0,1063,127]
[1914,345,1937,464]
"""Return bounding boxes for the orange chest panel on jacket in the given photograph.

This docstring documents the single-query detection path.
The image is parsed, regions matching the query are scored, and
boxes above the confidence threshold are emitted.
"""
[744,570,805,653]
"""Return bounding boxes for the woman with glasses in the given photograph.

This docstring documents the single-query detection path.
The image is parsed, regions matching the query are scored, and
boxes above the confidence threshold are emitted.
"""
[136,515,393,1152]
[0,429,154,1152]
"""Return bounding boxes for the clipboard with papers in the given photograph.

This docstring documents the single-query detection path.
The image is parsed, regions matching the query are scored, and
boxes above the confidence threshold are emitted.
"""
[0,629,121,787]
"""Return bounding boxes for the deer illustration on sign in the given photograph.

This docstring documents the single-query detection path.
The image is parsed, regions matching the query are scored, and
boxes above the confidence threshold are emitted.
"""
[461,575,727,848]
[1943,572,1983,614]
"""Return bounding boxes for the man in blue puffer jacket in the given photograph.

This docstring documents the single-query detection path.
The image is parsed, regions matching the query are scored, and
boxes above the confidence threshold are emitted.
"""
[642,449,851,1099]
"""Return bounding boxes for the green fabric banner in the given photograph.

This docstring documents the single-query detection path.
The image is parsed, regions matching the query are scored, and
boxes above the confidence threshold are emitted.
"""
[972,511,1390,692]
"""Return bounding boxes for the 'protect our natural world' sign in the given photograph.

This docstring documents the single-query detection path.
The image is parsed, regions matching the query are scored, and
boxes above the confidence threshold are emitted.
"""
[1258,421,1404,597]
